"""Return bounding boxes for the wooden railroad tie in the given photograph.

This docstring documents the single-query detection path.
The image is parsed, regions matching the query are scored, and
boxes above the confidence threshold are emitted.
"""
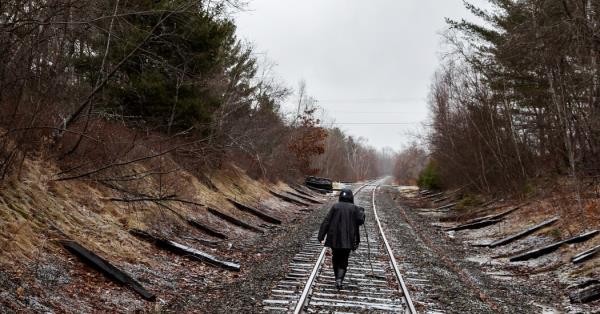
[61,240,156,301]
[488,217,559,248]
[207,207,265,233]
[130,229,240,271]
[227,198,282,224]
[509,230,599,262]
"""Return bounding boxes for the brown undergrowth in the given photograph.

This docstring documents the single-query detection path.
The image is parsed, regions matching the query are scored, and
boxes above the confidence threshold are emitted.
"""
[0,148,304,312]
[431,177,600,279]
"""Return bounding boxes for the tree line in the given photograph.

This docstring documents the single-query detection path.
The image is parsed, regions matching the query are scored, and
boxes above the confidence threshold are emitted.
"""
[0,0,388,188]
[424,0,600,193]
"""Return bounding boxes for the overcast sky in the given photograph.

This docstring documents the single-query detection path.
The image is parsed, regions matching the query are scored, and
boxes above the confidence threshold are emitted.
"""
[234,0,492,151]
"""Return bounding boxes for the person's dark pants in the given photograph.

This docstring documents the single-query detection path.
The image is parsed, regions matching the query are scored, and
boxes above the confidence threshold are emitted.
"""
[332,248,351,280]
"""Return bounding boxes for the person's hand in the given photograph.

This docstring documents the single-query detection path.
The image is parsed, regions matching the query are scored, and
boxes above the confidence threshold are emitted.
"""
[320,240,325,245]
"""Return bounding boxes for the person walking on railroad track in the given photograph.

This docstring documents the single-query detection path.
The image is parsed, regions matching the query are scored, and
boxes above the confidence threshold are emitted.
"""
[318,188,365,290]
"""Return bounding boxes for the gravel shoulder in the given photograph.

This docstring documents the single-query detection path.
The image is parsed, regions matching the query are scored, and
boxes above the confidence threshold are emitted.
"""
[376,186,562,314]
[190,195,336,313]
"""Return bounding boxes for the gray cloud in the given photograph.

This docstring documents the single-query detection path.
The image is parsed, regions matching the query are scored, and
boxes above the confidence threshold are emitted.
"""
[235,0,492,150]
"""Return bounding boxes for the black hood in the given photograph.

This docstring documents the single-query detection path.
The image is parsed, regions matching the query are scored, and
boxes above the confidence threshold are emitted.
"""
[339,188,354,203]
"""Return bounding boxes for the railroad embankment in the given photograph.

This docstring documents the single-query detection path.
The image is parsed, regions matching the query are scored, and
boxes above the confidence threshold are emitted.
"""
[0,155,324,312]
[397,181,600,312]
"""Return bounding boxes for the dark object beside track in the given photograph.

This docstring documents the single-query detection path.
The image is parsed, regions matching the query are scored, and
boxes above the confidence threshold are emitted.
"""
[130,229,240,271]
[61,240,156,301]
[305,176,333,191]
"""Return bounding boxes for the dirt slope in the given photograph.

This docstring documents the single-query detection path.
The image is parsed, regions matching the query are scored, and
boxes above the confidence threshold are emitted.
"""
[0,157,322,313]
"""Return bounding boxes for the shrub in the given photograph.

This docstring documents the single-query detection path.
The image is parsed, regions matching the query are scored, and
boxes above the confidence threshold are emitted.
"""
[417,160,441,190]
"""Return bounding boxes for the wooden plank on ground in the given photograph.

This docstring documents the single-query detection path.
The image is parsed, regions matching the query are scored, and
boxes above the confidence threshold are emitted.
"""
[130,229,240,271]
[182,236,219,247]
[187,219,228,239]
[291,185,317,197]
[570,284,600,303]
[285,190,322,204]
[434,202,457,211]
[449,218,503,231]
[572,245,600,264]
[423,192,444,199]
[447,205,522,231]
[61,240,156,301]
[510,230,599,262]
[477,205,521,222]
[305,184,330,194]
[207,207,264,233]
[227,198,282,224]
[432,195,452,204]
[488,217,559,248]
[477,199,497,209]
[268,190,310,207]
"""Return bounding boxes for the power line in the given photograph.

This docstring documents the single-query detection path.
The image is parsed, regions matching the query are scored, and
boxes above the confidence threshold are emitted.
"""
[317,98,424,104]
[329,122,421,125]
[322,111,417,114]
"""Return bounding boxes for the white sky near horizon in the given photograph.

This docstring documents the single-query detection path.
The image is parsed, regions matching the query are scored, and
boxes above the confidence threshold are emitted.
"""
[234,0,493,152]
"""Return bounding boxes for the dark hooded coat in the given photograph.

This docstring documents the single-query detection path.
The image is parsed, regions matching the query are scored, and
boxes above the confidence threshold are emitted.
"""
[318,188,365,250]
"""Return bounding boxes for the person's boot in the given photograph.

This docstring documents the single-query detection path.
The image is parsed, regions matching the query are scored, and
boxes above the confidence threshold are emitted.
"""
[337,268,346,290]
[334,267,342,290]
[338,268,346,289]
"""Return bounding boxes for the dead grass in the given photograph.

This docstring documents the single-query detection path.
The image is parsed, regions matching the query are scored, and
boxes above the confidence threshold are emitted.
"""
[445,177,600,281]
[0,146,298,269]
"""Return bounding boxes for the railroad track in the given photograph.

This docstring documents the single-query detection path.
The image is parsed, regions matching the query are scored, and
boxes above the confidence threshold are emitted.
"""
[262,183,417,313]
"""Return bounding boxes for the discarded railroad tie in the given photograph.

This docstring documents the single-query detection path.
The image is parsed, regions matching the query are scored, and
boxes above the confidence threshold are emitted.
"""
[187,219,228,239]
[488,217,559,248]
[61,240,156,301]
[477,199,497,209]
[432,195,452,204]
[304,184,330,194]
[207,207,264,233]
[433,202,457,211]
[227,198,282,224]
[182,236,219,247]
[473,205,521,223]
[447,205,522,231]
[466,201,520,221]
[509,230,599,262]
[572,244,600,264]
[450,219,503,232]
[285,190,322,204]
[570,284,600,304]
[130,229,240,271]
[424,191,444,199]
[268,190,310,207]
[291,186,316,197]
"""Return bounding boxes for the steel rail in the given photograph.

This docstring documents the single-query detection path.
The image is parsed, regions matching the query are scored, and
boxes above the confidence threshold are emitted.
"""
[371,184,417,314]
[292,182,371,314]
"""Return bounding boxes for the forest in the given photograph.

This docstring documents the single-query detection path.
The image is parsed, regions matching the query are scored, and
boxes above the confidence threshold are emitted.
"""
[4,0,598,195]
[422,0,600,194]
[0,0,387,190]
[2,1,600,312]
